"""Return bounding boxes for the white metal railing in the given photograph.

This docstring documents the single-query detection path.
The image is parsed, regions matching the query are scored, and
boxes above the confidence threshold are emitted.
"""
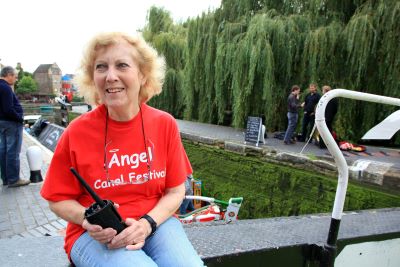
[315,89,400,220]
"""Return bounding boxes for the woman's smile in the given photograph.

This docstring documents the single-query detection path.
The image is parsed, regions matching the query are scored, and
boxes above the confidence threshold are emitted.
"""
[106,87,125,94]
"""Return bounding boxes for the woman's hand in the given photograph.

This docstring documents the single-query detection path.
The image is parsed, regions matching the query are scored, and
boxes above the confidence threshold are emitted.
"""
[107,218,151,250]
[82,219,117,244]
[81,202,120,244]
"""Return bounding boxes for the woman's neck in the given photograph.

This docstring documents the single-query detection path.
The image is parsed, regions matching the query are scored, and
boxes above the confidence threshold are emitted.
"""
[107,103,141,121]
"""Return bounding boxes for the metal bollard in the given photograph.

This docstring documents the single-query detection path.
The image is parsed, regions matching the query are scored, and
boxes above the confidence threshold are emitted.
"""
[26,146,43,183]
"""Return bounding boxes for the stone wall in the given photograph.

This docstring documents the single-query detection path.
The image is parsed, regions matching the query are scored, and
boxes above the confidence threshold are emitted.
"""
[182,133,400,193]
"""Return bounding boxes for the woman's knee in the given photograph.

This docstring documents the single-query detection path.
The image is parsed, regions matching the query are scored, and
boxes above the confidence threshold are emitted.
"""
[144,217,204,267]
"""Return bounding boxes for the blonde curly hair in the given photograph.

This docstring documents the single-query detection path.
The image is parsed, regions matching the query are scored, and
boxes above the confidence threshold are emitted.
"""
[75,32,166,105]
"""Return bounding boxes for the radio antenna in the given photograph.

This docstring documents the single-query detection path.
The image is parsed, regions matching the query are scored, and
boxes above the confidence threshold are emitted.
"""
[70,167,104,206]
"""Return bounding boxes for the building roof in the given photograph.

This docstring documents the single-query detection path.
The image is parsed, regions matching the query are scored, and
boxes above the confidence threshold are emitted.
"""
[61,75,71,81]
[33,63,61,75]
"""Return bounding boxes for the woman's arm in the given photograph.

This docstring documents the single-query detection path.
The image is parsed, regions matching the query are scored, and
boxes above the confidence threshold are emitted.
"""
[108,183,185,250]
[48,200,86,225]
[147,183,185,226]
[49,200,118,244]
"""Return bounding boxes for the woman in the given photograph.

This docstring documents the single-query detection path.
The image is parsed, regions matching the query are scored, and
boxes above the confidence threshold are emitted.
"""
[41,32,204,267]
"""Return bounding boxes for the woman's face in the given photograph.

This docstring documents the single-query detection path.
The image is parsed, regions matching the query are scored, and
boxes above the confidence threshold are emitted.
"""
[93,40,145,113]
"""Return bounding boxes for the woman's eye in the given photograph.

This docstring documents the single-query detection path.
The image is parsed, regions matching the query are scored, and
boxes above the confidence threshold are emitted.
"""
[117,63,129,68]
[95,64,107,71]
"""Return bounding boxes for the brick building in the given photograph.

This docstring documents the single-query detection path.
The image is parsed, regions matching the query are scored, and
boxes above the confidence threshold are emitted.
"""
[33,63,62,96]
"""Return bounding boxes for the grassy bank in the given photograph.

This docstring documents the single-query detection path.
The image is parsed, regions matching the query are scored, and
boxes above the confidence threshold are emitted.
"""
[184,141,400,219]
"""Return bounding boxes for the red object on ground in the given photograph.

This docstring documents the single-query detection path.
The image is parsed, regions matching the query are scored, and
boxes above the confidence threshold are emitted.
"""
[339,141,366,152]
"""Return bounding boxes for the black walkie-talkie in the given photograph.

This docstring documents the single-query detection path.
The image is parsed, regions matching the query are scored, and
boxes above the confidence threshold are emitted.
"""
[70,167,127,233]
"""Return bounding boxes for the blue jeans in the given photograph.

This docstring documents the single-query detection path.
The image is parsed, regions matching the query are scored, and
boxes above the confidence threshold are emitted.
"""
[71,217,204,267]
[0,120,23,185]
[284,112,298,142]
[179,199,195,214]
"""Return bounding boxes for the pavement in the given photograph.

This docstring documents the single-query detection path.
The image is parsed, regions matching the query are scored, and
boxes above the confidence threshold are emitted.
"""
[0,132,66,240]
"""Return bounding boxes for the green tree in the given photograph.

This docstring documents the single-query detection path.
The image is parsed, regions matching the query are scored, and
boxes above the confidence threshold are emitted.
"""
[144,6,188,118]
[16,76,38,94]
[16,62,24,80]
[144,6,173,39]
[143,0,400,143]
[15,62,24,89]
[23,71,33,78]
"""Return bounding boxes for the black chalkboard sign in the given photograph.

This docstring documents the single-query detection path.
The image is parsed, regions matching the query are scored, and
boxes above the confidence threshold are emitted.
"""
[245,116,262,145]
[37,124,65,152]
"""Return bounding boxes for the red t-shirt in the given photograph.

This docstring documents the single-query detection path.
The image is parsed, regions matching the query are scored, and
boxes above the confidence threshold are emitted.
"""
[41,104,191,259]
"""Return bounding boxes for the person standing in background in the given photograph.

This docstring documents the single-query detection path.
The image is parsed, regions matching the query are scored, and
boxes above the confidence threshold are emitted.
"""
[319,85,339,148]
[283,85,302,145]
[300,83,321,142]
[179,174,195,215]
[0,66,30,187]
[322,85,338,133]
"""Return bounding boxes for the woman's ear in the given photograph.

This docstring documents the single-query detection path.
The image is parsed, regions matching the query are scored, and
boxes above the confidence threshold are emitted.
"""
[140,73,147,87]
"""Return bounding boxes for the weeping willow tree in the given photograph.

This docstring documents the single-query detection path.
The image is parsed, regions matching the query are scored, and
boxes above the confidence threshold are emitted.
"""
[143,7,187,118]
[301,21,342,85]
[183,18,202,121]
[333,0,400,141]
[144,0,400,143]
[214,22,246,124]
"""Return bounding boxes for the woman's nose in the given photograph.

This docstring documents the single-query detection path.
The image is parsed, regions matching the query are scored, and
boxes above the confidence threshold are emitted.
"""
[106,67,118,82]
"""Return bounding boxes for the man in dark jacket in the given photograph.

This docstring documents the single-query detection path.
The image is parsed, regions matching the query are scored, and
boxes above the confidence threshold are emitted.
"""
[0,66,30,187]
[300,83,320,142]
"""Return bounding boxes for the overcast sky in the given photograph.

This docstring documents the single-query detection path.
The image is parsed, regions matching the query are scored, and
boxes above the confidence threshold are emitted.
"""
[0,0,221,74]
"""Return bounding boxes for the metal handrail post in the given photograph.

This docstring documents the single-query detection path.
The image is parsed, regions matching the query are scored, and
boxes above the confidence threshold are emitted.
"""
[315,89,400,266]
